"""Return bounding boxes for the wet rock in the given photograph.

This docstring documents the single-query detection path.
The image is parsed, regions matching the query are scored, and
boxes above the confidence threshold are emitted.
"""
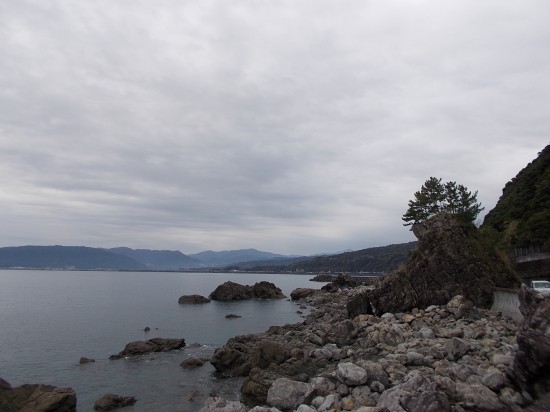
[225,314,242,319]
[79,357,95,364]
[0,380,76,412]
[144,326,151,332]
[109,337,185,359]
[180,356,209,368]
[94,393,136,410]
[178,294,211,304]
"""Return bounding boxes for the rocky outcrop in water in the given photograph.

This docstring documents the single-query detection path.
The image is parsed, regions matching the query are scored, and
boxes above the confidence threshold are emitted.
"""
[347,213,519,317]
[0,379,76,412]
[109,337,185,359]
[209,281,286,301]
[179,294,211,304]
[93,393,137,410]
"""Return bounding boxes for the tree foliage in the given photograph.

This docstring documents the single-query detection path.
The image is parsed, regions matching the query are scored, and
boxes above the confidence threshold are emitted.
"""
[402,177,484,226]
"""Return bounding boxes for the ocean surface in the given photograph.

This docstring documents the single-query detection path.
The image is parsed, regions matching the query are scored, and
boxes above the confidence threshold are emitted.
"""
[0,270,326,411]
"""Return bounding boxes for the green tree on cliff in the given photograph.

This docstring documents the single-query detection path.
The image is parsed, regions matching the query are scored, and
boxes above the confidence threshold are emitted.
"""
[402,177,484,226]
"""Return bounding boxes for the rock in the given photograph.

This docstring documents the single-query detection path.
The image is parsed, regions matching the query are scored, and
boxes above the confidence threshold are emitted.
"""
[93,393,137,410]
[0,381,76,412]
[178,294,211,304]
[0,378,12,391]
[454,382,504,411]
[249,407,282,412]
[79,357,95,364]
[180,356,209,368]
[225,314,242,319]
[481,367,506,391]
[362,322,412,347]
[209,281,285,301]
[309,377,336,397]
[210,281,254,300]
[446,337,469,361]
[296,405,316,412]
[266,378,313,411]
[144,326,151,332]
[252,281,286,299]
[199,396,247,412]
[346,213,518,317]
[511,284,550,398]
[109,337,185,359]
[337,362,368,386]
[290,288,318,300]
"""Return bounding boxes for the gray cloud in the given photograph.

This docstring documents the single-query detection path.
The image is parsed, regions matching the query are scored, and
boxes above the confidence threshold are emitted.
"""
[0,1,549,255]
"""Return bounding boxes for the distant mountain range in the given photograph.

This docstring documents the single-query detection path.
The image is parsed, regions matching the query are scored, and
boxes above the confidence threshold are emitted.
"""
[0,243,416,273]
[0,246,303,271]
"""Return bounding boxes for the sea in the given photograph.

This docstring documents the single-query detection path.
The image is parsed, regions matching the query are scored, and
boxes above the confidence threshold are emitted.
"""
[0,270,326,411]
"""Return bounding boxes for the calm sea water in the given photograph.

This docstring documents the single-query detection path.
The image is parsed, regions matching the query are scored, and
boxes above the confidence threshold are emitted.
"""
[0,270,325,411]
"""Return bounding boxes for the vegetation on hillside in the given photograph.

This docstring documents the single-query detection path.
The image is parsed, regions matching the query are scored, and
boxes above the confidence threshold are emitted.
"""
[482,145,550,251]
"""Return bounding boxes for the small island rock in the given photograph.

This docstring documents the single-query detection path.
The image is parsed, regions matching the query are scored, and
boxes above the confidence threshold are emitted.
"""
[79,357,95,364]
[94,393,137,411]
[178,294,211,304]
[209,281,285,301]
[109,337,185,359]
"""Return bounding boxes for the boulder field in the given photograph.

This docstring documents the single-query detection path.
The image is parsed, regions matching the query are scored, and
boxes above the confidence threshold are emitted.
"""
[205,284,550,411]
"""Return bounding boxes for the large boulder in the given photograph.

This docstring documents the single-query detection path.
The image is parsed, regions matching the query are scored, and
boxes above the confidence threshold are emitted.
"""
[209,281,285,301]
[347,213,519,317]
[109,337,185,359]
[511,284,550,398]
[0,380,76,412]
[266,378,313,411]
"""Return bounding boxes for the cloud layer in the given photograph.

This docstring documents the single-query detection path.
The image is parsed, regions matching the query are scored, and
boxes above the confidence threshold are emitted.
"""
[1,1,549,255]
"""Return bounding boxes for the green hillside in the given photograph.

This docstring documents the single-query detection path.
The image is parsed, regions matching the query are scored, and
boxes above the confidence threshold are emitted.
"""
[482,145,550,251]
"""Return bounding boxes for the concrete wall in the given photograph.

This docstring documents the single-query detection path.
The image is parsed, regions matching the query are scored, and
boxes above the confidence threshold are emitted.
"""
[491,288,522,323]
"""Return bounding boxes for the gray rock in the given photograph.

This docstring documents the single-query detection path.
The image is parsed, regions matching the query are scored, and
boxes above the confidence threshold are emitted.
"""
[337,362,368,386]
[352,385,377,407]
[199,396,247,412]
[309,377,336,397]
[446,337,469,361]
[295,405,316,412]
[454,383,503,411]
[317,394,340,412]
[481,367,505,391]
[417,327,435,339]
[266,378,312,412]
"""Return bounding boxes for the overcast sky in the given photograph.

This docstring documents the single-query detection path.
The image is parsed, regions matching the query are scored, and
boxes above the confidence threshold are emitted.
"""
[0,1,548,256]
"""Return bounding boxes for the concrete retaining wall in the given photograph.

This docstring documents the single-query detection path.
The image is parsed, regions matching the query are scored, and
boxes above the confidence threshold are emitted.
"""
[491,288,522,322]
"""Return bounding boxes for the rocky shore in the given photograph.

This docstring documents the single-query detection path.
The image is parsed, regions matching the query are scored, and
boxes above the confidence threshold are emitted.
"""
[204,283,549,412]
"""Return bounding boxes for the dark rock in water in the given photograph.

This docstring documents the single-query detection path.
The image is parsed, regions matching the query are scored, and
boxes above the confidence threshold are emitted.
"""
[290,288,318,300]
[0,379,76,412]
[94,393,137,410]
[347,212,519,317]
[209,281,285,301]
[178,294,211,304]
[252,281,286,299]
[144,326,150,332]
[109,337,185,359]
[225,313,242,319]
[79,357,95,364]
[511,284,550,398]
[180,356,209,369]
[210,281,254,300]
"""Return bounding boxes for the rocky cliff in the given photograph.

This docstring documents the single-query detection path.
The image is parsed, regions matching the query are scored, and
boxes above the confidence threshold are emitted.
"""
[347,212,520,317]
